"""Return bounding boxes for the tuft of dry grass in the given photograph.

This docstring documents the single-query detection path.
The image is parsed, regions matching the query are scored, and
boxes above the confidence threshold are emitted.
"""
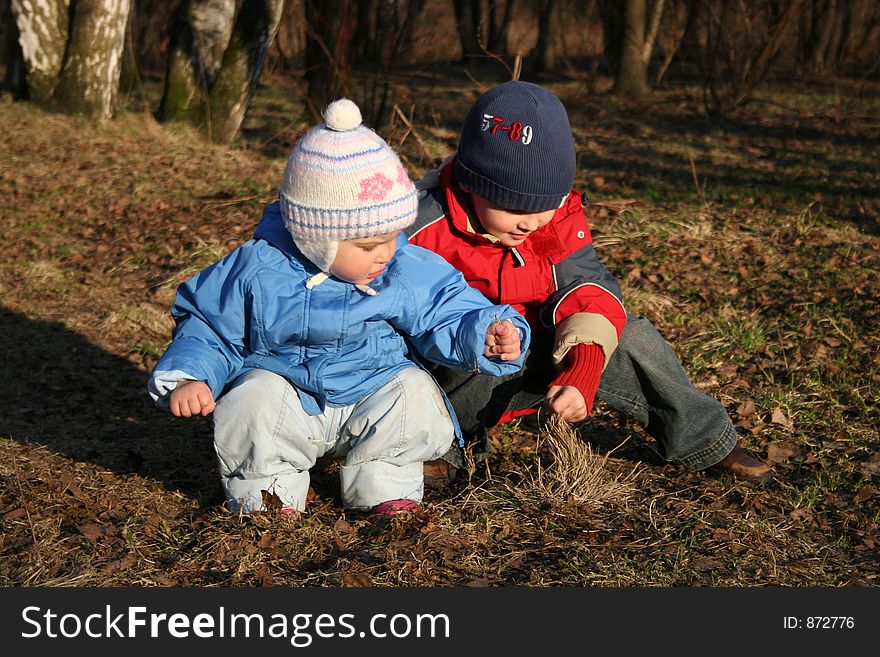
[518,414,638,508]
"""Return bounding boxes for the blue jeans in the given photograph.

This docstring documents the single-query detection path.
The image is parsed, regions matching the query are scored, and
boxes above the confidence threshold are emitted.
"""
[433,315,736,471]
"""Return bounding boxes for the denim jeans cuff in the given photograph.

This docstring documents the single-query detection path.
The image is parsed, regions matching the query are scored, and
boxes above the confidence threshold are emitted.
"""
[678,423,738,471]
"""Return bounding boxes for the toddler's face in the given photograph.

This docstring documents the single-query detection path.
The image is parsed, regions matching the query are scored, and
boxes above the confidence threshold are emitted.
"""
[469,194,556,247]
[331,231,400,286]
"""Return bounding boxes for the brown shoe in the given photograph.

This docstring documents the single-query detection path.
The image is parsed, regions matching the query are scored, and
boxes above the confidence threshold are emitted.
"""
[424,459,458,489]
[711,446,772,482]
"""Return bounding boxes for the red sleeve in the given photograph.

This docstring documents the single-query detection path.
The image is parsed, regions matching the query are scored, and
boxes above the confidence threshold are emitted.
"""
[550,342,604,416]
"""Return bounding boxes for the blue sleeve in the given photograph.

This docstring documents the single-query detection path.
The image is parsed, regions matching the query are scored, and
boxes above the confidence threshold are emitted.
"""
[151,247,254,399]
[392,245,531,376]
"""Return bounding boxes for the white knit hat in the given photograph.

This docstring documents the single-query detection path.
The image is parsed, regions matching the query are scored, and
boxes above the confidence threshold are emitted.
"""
[279,99,417,277]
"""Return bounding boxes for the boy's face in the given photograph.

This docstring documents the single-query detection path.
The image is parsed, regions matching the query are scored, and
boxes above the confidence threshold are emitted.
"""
[469,193,556,247]
[331,231,400,286]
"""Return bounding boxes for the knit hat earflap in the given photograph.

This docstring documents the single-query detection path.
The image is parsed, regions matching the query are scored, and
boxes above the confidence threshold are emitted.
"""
[454,81,576,212]
[279,98,417,290]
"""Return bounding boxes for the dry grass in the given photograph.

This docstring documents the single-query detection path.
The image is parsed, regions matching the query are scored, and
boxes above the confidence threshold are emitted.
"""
[519,414,637,508]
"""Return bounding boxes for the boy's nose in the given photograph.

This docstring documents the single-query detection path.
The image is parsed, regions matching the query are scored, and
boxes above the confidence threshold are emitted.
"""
[518,218,539,232]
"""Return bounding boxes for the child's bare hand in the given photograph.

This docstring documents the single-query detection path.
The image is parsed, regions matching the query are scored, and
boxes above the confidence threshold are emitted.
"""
[485,319,521,361]
[169,380,216,417]
[545,385,588,422]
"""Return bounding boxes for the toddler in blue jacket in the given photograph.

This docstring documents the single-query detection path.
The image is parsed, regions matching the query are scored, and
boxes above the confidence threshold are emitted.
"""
[148,99,530,516]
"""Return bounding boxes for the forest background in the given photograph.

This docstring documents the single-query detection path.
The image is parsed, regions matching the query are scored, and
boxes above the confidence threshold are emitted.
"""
[1,0,878,587]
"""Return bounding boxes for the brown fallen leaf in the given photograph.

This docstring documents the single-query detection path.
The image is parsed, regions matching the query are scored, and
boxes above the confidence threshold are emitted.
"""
[257,566,273,587]
[341,571,372,587]
[853,486,877,504]
[257,533,277,549]
[770,407,793,428]
[3,508,27,521]
[334,517,355,535]
[790,507,814,522]
[767,444,796,464]
[77,522,105,541]
[737,400,757,417]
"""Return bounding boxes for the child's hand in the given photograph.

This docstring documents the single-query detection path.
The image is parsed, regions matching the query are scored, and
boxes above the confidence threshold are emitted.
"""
[169,380,216,417]
[545,385,588,422]
[485,319,522,361]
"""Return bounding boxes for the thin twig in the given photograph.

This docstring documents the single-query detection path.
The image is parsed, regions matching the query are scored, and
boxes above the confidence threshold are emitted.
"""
[392,104,435,162]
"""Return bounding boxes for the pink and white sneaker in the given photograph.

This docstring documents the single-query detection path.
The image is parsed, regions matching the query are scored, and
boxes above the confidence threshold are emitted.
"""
[371,499,420,516]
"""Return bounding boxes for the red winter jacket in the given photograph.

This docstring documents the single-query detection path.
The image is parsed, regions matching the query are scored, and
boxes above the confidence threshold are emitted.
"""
[407,160,627,420]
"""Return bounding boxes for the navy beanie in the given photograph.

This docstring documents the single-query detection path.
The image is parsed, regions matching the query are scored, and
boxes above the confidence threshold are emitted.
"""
[454,81,576,212]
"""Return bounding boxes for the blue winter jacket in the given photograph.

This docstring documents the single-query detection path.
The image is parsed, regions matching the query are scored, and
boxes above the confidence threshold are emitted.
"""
[149,201,530,430]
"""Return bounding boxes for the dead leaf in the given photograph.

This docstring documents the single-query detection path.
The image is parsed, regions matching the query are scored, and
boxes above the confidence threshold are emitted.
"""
[737,400,757,417]
[770,407,792,428]
[692,556,720,571]
[334,518,355,535]
[465,578,493,587]
[767,444,796,464]
[853,486,877,504]
[790,507,814,522]
[77,522,105,541]
[61,475,87,502]
[3,508,27,521]
[257,533,277,549]
[257,566,273,587]
[341,571,373,587]
[261,490,283,510]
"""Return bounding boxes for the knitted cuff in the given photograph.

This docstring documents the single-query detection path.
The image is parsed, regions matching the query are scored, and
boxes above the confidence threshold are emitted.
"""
[550,342,604,416]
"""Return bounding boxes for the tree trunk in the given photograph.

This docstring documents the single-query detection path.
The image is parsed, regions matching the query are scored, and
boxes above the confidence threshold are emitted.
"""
[728,0,806,110]
[10,0,69,103]
[598,0,625,77]
[806,0,838,74]
[158,0,236,123]
[488,0,515,53]
[453,0,481,60]
[304,0,354,121]
[705,0,807,115]
[614,0,649,97]
[2,0,27,95]
[208,0,284,144]
[535,0,559,73]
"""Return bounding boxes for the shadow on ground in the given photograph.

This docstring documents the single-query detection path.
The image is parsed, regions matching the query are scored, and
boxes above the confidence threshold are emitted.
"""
[0,307,221,505]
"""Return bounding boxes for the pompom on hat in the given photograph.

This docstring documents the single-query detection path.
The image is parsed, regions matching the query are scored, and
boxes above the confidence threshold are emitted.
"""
[279,98,417,280]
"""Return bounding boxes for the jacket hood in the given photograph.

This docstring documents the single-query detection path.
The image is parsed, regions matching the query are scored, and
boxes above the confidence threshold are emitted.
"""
[254,201,299,257]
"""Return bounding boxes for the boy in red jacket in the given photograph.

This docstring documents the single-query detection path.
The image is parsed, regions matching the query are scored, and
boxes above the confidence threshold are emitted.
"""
[407,80,770,483]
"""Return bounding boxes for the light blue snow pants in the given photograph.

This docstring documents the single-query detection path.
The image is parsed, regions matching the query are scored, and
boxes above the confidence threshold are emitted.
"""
[213,367,455,513]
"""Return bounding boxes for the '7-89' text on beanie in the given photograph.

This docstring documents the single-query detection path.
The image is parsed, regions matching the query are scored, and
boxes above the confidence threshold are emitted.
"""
[454,80,576,213]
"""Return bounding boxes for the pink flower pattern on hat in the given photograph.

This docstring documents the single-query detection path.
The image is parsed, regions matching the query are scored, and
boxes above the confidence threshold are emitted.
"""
[358,172,394,201]
[395,164,409,186]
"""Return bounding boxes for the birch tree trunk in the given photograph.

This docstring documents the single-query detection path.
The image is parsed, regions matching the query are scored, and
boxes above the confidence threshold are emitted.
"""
[11,0,130,118]
[208,0,284,144]
[52,0,130,119]
[10,0,69,103]
[158,0,236,123]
